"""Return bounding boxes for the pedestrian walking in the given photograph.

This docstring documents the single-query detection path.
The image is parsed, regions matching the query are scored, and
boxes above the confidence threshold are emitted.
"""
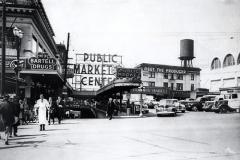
[23,98,29,124]
[0,95,15,145]
[19,99,24,124]
[33,100,38,123]
[56,96,65,124]
[48,97,57,125]
[9,96,20,137]
[106,98,115,120]
[36,94,49,131]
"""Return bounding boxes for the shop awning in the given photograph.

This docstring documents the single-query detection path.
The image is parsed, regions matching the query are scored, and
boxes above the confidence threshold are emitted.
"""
[96,79,141,96]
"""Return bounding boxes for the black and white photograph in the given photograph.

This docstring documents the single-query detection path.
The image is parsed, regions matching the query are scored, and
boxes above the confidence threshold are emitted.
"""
[0,0,240,159]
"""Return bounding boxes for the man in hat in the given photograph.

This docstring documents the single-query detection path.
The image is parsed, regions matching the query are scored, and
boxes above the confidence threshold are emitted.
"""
[0,95,15,145]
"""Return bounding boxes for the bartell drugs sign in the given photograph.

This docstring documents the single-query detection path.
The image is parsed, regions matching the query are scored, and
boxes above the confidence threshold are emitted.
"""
[26,52,57,70]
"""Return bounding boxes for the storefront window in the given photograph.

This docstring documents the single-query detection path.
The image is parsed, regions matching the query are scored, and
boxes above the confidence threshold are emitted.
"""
[191,74,194,80]
[176,83,183,90]
[149,72,155,78]
[191,84,194,91]
[149,82,155,87]
[177,74,183,80]
[164,73,168,79]
[163,82,168,88]
[171,83,174,90]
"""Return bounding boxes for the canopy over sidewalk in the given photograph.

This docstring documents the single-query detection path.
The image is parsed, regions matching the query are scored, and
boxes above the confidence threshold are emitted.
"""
[96,79,141,97]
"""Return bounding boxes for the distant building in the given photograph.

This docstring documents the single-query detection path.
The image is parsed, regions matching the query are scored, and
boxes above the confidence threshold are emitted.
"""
[134,63,201,99]
[209,53,240,92]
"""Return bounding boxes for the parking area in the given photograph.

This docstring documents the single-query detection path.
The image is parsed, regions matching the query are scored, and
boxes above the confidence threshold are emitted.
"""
[0,112,240,160]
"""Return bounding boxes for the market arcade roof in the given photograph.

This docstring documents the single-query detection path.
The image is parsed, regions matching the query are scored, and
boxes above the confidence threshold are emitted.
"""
[96,79,141,97]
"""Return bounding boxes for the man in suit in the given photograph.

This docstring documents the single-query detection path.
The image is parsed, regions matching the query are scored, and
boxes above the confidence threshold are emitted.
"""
[0,95,15,145]
[9,96,21,137]
[56,96,65,124]
[106,98,115,120]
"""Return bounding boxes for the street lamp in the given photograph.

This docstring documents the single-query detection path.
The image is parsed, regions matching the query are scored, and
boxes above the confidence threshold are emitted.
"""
[138,82,144,117]
[13,26,23,97]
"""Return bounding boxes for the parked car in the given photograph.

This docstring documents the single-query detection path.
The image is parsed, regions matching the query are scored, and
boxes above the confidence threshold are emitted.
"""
[212,100,236,113]
[212,93,240,113]
[174,101,186,113]
[188,95,217,111]
[156,99,177,117]
[202,96,224,112]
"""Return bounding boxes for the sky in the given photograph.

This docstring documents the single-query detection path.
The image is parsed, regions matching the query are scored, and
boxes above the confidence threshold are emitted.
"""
[42,0,240,86]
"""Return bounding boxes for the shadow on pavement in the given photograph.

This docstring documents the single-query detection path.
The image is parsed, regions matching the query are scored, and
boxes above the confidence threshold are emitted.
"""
[17,134,47,137]
[44,129,68,131]
[16,140,45,145]
[0,140,45,150]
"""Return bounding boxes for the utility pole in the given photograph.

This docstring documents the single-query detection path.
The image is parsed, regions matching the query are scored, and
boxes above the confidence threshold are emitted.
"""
[64,32,70,85]
[1,0,6,96]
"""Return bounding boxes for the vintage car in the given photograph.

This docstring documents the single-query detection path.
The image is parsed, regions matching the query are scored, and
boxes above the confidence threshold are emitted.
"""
[212,100,236,113]
[202,96,224,112]
[156,99,177,117]
[212,93,240,113]
[188,95,217,111]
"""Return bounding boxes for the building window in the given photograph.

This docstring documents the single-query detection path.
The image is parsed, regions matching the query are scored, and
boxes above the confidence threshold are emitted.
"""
[191,84,194,91]
[237,53,240,65]
[38,44,43,53]
[191,74,194,80]
[149,72,155,78]
[170,74,174,80]
[176,83,183,90]
[149,82,155,87]
[164,73,168,79]
[163,82,168,88]
[177,74,183,80]
[171,83,174,90]
[223,54,235,67]
[32,35,37,53]
[211,57,221,70]
[0,27,16,49]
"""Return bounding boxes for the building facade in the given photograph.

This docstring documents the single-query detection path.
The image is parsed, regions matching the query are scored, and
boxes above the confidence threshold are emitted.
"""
[209,53,240,92]
[135,63,201,99]
[0,0,71,102]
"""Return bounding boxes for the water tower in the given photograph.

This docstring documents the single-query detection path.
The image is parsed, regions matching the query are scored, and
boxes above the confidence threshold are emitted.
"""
[179,39,195,67]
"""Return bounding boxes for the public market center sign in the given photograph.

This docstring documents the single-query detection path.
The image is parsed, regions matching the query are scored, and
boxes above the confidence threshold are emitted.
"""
[73,53,122,90]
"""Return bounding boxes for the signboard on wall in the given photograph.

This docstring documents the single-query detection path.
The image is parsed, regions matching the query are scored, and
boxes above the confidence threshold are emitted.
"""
[26,52,57,70]
[73,53,122,91]
[116,68,141,81]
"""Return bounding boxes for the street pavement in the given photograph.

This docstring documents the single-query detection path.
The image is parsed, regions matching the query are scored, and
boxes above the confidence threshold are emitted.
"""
[0,112,240,160]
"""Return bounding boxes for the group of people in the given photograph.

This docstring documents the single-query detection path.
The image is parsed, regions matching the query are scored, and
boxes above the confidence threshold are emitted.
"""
[0,93,65,145]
